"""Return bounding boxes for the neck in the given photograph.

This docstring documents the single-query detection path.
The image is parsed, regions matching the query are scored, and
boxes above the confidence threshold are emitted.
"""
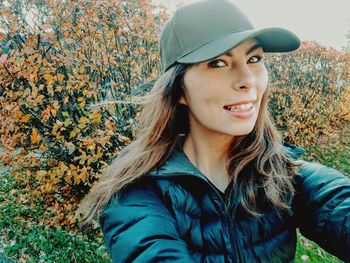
[182,129,233,192]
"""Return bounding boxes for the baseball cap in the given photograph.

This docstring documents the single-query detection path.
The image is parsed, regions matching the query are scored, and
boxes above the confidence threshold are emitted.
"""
[159,0,301,72]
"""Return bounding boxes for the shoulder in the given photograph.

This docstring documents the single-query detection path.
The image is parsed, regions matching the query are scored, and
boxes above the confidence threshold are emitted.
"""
[100,176,200,224]
[99,178,196,262]
[101,178,166,219]
[293,159,350,218]
[295,160,348,189]
[293,161,350,260]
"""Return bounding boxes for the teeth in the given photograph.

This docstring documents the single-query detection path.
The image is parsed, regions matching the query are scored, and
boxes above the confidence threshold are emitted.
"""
[226,103,254,111]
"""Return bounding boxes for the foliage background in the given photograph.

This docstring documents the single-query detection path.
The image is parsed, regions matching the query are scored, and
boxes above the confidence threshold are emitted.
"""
[0,0,349,262]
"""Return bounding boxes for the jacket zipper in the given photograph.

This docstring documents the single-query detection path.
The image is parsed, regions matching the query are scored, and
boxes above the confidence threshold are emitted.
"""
[151,173,243,262]
[191,175,243,263]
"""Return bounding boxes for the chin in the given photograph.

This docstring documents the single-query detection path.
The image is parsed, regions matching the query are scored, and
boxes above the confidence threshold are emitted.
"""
[226,125,255,136]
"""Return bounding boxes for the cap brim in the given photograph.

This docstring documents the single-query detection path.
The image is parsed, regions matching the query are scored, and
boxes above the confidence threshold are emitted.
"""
[177,27,301,64]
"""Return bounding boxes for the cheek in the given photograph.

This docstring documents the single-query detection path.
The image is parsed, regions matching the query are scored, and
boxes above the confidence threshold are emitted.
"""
[183,72,220,106]
[257,67,269,93]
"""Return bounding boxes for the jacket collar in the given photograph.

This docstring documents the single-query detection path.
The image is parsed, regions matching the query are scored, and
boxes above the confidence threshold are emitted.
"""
[148,142,304,178]
[148,147,203,179]
[281,141,305,160]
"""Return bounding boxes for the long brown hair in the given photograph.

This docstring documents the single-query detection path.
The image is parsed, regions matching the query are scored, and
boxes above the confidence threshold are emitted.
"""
[77,62,301,224]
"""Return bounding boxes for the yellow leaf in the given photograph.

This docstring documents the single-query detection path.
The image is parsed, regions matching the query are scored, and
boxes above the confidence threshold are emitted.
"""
[47,85,54,96]
[34,95,45,103]
[91,112,101,126]
[14,109,22,118]
[64,118,72,127]
[57,73,64,82]
[41,107,51,121]
[79,66,85,74]
[82,139,95,150]
[32,85,38,98]
[21,114,31,123]
[53,100,60,109]
[79,117,90,123]
[36,170,47,180]
[39,143,48,151]
[60,162,69,172]
[78,122,86,129]
[79,100,86,108]
[30,128,41,144]
[69,130,76,139]
[50,108,57,117]
[43,73,54,82]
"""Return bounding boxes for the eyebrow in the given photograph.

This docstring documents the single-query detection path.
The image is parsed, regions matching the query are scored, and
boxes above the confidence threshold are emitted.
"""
[224,43,263,57]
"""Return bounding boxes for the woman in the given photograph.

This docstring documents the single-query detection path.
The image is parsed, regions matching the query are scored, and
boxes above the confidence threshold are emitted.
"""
[78,0,350,262]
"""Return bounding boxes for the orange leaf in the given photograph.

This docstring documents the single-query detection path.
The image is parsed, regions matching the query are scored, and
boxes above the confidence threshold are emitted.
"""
[0,54,8,64]
[57,73,65,82]
[79,66,85,74]
[34,95,45,103]
[79,100,86,108]
[30,128,41,144]
[43,73,54,82]
[21,114,31,123]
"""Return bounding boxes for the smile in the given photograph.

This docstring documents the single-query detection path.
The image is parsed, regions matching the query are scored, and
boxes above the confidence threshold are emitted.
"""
[223,102,254,112]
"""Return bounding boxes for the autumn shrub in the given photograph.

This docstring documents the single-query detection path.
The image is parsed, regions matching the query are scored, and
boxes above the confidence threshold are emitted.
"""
[266,41,350,146]
[0,0,166,227]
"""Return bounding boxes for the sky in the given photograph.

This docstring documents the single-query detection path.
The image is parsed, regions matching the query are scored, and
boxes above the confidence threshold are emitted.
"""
[154,0,350,50]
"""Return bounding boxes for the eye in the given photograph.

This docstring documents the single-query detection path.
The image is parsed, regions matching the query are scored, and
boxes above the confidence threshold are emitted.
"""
[208,59,227,68]
[248,55,263,64]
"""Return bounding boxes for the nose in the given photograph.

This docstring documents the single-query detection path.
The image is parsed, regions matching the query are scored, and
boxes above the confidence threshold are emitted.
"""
[231,64,255,90]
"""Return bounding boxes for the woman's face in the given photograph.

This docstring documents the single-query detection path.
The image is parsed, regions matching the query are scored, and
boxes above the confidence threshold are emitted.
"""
[180,39,268,139]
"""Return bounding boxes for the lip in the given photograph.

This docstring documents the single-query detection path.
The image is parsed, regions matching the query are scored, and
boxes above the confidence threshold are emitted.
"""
[223,99,257,107]
[225,104,256,119]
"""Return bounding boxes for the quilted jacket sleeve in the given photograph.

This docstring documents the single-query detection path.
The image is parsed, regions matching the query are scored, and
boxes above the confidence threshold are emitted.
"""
[295,161,350,261]
[99,180,195,263]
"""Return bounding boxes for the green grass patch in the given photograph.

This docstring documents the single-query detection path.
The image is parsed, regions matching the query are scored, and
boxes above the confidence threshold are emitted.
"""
[0,170,111,263]
[295,232,342,263]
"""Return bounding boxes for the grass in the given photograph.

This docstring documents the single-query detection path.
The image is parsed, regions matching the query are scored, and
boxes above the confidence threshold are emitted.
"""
[0,169,111,263]
[295,234,342,263]
[0,123,349,262]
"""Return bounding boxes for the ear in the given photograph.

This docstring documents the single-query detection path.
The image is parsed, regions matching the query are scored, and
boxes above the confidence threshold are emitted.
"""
[178,94,187,105]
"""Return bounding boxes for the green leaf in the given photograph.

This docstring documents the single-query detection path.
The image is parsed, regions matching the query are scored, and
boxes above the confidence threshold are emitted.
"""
[63,118,72,127]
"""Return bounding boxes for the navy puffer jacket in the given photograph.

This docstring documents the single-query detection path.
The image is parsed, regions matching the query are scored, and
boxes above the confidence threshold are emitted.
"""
[100,144,350,262]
